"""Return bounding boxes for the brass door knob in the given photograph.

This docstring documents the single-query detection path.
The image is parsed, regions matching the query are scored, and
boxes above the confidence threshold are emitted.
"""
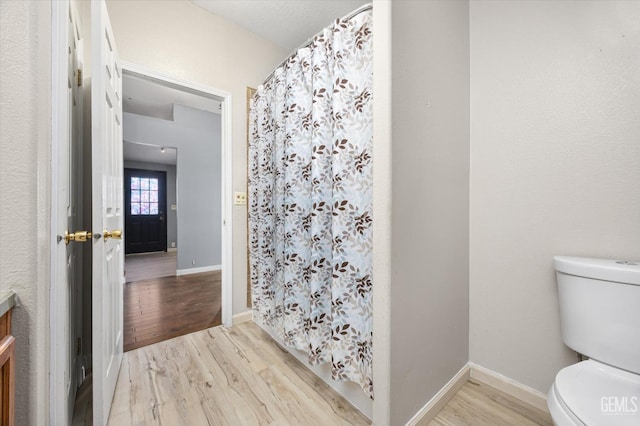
[103,229,123,240]
[64,230,92,245]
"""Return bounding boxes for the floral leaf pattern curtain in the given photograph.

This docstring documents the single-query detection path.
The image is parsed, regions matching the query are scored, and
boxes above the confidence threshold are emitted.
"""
[248,9,373,397]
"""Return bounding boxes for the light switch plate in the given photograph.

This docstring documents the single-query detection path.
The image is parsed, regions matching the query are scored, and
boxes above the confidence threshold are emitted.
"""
[171,204,177,210]
[234,192,247,205]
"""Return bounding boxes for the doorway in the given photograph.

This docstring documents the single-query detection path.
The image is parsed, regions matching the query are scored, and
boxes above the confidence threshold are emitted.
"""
[124,168,168,254]
[120,67,227,352]
[122,144,178,282]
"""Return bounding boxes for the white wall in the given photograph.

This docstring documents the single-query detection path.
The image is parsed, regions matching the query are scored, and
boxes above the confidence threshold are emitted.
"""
[470,0,640,394]
[106,0,287,314]
[390,1,470,424]
[0,1,51,424]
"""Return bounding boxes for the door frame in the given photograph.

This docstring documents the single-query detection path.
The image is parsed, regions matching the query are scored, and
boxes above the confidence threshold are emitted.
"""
[120,60,233,328]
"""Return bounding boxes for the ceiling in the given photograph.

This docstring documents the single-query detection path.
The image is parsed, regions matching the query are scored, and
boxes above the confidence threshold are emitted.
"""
[123,72,221,121]
[191,0,370,51]
[122,74,217,163]
[123,142,178,166]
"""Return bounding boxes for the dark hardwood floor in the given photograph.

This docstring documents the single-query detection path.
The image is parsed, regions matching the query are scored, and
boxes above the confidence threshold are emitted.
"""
[124,271,222,352]
[124,251,177,282]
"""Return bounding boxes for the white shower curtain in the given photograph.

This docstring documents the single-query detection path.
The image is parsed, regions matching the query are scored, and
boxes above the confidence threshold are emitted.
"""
[248,9,373,397]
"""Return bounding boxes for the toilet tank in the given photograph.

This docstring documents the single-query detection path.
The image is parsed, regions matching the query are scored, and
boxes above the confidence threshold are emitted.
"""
[554,256,640,374]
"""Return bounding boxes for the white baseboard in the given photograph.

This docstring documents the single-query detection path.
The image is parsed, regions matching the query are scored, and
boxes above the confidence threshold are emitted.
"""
[167,247,177,252]
[468,362,549,413]
[232,310,252,325]
[176,264,221,276]
[406,363,470,426]
[406,362,549,425]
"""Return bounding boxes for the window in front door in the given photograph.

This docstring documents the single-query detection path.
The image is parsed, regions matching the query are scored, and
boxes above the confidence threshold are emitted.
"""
[130,177,159,215]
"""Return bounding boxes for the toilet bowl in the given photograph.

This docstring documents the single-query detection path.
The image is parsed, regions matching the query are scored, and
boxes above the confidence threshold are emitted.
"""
[548,360,640,426]
[549,257,640,426]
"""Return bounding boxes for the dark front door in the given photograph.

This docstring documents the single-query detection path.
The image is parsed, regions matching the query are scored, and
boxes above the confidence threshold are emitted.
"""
[125,169,167,254]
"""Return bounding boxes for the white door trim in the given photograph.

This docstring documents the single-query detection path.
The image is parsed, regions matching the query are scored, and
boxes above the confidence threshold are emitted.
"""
[119,60,234,328]
[50,1,69,424]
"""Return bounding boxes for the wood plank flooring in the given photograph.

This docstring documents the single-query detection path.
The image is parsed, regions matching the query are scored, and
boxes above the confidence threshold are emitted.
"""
[108,321,371,426]
[78,320,553,426]
[124,271,221,352]
[428,379,553,426]
[71,373,92,426]
[125,251,177,283]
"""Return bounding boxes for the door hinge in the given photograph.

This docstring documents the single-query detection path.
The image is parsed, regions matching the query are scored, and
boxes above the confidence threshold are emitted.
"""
[76,337,81,355]
[77,69,82,87]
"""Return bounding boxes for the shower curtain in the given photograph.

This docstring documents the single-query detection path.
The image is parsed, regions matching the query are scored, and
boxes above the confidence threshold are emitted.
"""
[248,9,373,397]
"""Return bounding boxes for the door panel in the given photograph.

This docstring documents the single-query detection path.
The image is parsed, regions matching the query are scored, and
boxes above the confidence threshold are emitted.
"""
[124,169,167,254]
[91,0,123,424]
[52,2,83,424]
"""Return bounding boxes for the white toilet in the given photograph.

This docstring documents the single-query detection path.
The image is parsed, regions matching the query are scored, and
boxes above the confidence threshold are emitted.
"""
[548,256,640,425]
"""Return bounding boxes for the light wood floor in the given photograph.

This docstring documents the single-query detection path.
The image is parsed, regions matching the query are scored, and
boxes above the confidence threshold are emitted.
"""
[124,271,221,352]
[428,379,553,426]
[108,321,371,425]
[125,251,177,283]
[76,321,554,426]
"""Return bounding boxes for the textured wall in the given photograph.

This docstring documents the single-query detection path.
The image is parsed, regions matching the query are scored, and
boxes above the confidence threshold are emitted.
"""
[390,1,470,424]
[0,0,51,424]
[470,0,640,394]
[106,0,287,313]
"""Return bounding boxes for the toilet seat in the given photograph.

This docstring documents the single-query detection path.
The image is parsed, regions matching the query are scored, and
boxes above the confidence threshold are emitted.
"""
[548,382,584,426]
[551,360,640,426]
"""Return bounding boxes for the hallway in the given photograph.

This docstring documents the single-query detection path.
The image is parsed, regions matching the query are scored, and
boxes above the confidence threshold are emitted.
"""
[124,269,221,352]
[123,250,221,351]
[125,251,177,283]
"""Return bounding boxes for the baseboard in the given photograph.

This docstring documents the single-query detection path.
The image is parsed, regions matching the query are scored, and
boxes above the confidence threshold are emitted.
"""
[468,362,549,413]
[167,247,177,252]
[405,362,549,425]
[406,363,471,425]
[232,310,252,325]
[176,264,221,276]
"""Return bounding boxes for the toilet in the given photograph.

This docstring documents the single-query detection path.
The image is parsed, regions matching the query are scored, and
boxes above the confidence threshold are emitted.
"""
[548,256,640,425]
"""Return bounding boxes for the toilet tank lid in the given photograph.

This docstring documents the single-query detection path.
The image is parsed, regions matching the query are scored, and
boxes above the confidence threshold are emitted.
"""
[554,256,640,286]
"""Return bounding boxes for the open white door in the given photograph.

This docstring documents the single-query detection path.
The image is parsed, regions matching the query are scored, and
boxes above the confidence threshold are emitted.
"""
[51,1,84,424]
[91,0,124,424]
